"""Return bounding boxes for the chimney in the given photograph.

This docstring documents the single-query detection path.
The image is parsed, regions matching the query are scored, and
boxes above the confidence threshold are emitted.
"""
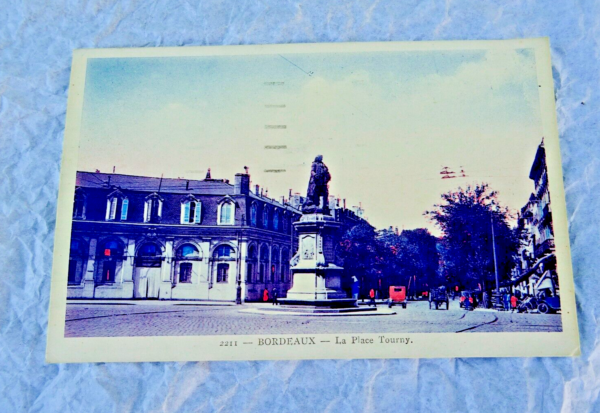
[343,199,346,209]
[279,196,285,204]
[234,173,250,195]
[255,185,260,195]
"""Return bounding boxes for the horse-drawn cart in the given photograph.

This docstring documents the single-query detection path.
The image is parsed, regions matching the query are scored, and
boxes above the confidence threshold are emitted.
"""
[429,286,449,310]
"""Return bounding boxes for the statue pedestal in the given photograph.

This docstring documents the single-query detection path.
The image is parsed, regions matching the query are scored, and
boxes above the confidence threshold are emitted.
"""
[280,213,356,308]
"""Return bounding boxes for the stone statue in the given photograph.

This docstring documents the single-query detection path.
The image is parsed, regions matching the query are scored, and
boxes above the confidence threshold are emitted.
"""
[304,155,331,213]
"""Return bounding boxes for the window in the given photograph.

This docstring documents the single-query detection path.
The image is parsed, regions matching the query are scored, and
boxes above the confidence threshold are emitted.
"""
[68,259,79,284]
[101,261,116,283]
[219,201,234,225]
[68,239,86,285]
[246,245,257,282]
[136,243,162,267]
[250,203,258,226]
[246,262,253,282]
[273,210,280,230]
[100,240,124,258]
[259,245,269,283]
[181,199,201,224]
[214,245,235,259]
[217,263,229,283]
[282,213,288,233]
[105,191,128,221]
[121,199,129,220]
[144,194,163,223]
[179,263,193,283]
[95,239,124,284]
[263,207,269,228]
[73,189,86,219]
[281,247,290,282]
[271,246,279,282]
[177,244,200,259]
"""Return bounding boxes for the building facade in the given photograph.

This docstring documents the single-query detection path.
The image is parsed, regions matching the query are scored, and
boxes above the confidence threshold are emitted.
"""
[512,140,559,297]
[67,170,368,302]
[68,171,303,302]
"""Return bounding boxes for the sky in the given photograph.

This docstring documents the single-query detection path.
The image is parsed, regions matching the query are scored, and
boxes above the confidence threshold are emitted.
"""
[78,47,543,234]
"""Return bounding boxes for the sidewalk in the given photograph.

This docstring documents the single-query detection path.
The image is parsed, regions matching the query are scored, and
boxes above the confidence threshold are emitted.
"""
[66,299,236,307]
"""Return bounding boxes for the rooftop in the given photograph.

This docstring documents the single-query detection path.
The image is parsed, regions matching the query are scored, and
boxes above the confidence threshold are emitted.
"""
[77,171,234,195]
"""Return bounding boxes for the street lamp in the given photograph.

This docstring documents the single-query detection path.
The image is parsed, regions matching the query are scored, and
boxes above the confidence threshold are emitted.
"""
[490,207,500,295]
[236,279,242,305]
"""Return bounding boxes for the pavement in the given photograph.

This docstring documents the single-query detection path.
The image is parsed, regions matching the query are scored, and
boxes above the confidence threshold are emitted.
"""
[64,298,562,338]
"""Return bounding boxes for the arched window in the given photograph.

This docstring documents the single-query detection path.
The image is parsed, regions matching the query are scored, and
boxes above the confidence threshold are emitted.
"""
[213,245,235,283]
[68,238,87,285]
[259,244,269,283]
[175,244,201,283]
[273,210,280,231]
[262,206,269,228]
[181,197,201,224]
[271,246,280,282]
[136,242,162,267]
[144,193,163,223]
[73,188,86,219]
[97,239,125,284]
[176,244,201,259]
[218,201,235,225]
[105,190,128,222]
[214,245,235,259]
[281,247,290,282]
[246,244,257,282]
[250,203,258,226]
[99,240,124,258]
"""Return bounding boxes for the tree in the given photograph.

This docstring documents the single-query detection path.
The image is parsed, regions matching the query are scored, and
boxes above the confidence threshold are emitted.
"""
[338,223,382,298]
[425,183,518,291]
[378,228,440,297]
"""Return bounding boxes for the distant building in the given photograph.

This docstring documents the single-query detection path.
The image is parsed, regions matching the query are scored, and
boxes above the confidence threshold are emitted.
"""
[512,140,558,297]
[67,170,369,302]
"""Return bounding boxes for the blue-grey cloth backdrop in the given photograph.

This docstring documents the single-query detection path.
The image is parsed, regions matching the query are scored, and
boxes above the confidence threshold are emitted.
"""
[1,1,598,412]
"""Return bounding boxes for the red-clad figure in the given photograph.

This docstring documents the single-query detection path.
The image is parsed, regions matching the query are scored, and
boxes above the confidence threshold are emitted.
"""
[369,288,376,307]
[510,295,518,312]
[263,288,269,302]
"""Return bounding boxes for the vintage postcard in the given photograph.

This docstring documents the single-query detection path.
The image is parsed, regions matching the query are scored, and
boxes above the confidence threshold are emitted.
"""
[46,39,580,363]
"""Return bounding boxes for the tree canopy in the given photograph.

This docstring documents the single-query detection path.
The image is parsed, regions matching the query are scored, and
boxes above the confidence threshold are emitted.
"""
[339,223,440,297]
[425,183,518,290]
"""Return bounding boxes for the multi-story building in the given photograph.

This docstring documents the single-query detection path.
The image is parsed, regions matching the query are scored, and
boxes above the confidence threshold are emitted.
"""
[67,170,369,302]
[513,140,558,297]
[68,170,302,302]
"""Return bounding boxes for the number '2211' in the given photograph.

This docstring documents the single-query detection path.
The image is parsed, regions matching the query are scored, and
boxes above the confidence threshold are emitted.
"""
[219,341,238,347]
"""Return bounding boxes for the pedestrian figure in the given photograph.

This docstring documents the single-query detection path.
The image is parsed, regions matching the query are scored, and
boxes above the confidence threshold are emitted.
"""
[510,295,518,312]
[503,291,510,311]
[263,288,269,303]
[369,288,376,307]
[351,276,359,300]
[272,288,279,306]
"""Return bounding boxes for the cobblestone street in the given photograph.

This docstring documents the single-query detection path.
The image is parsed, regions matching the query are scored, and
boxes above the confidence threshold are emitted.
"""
[64,299,562,337]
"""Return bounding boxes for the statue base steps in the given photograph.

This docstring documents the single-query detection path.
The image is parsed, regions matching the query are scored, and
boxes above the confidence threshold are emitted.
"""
[259,304,375,314]
[277,297,358,308]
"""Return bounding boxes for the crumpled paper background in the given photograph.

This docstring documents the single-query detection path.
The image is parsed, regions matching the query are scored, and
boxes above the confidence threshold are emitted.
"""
[0,1,599,412]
